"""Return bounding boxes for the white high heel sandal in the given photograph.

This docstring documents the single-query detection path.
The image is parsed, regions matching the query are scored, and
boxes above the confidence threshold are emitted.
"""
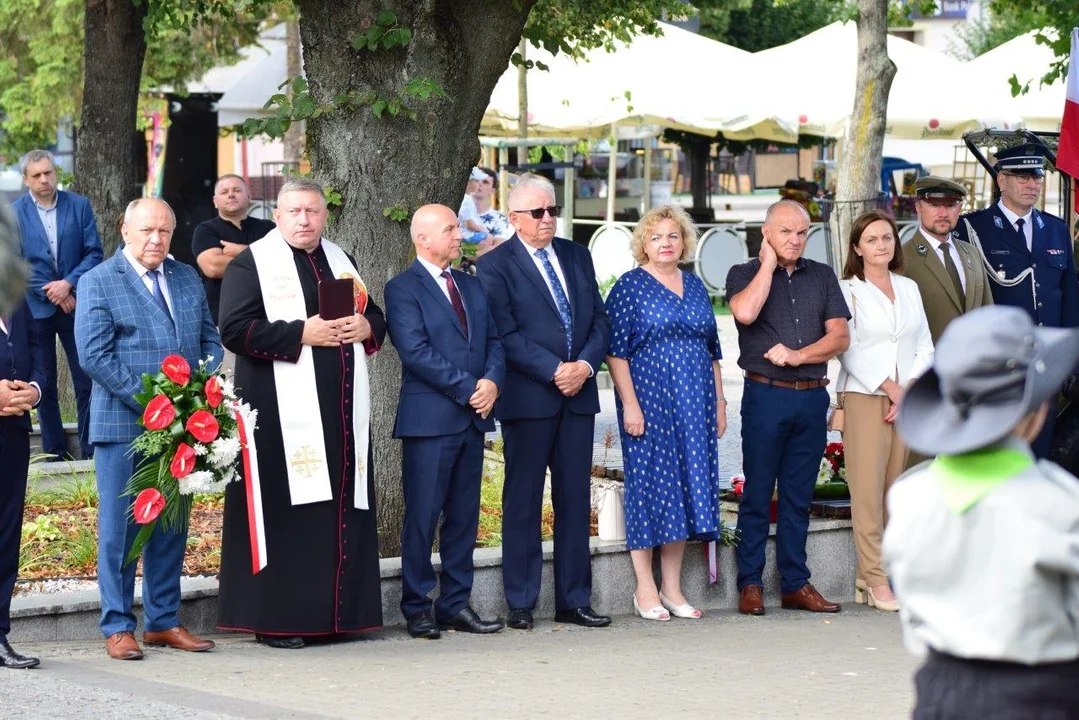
[659,590,703,619]
[633,594,670,621]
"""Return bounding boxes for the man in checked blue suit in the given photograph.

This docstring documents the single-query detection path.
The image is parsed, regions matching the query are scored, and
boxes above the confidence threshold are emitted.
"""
[75,198,221,661]
[476,174,612,630]
[386,204,506,640]
[13,150,103,461]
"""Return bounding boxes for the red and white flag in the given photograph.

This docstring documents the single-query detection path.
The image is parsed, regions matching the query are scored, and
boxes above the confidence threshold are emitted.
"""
[1058,27,1079,207]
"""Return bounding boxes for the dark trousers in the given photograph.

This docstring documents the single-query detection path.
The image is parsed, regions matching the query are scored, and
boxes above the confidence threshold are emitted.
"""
[915,650,1079,719]
[34,312,93,459]
[736,380,828,594]
[501,405,594,612]
[399,427,484,620]
[0,424,30,640]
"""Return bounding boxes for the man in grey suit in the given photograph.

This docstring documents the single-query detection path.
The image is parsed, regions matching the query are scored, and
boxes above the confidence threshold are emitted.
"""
[75,198,221,661]
[901,176,993,345]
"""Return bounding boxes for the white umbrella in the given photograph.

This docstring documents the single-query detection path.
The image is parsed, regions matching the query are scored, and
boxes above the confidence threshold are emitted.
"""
[485,22,798,143]
[752,21,1022,140]
[967,30,1065,132]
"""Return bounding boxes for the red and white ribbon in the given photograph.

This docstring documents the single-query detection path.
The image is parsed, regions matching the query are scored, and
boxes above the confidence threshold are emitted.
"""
[235,405,267,574]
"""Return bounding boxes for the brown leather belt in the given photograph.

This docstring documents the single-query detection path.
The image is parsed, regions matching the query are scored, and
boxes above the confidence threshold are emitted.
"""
[745,372,829,390]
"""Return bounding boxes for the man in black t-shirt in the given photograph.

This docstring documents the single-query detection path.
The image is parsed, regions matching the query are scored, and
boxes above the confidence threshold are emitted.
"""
[191,175,275,324]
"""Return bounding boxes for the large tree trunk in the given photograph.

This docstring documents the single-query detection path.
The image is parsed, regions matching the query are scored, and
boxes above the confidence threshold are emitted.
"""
[830,0,895,270]
[75,0,148,255]
[296,0,534,556]
[282,19,305,165]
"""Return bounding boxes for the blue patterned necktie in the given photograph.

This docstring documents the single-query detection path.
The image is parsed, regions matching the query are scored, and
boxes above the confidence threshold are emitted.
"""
[148,269,174,324]
[534,247,572,354]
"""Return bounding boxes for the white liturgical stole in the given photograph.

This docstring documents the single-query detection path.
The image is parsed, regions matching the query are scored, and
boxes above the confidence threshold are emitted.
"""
[248,229,371,510]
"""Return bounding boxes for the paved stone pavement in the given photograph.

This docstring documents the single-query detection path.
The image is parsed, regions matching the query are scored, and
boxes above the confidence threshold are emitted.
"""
[3,605,915,719]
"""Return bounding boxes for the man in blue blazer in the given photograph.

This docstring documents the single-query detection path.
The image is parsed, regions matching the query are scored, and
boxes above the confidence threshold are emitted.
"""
[953,143,1079,458]
[386,204,506,639]
[75,198,221,661]
[476,175,612,630]
[14,150,103,460]
[0,299,45,669]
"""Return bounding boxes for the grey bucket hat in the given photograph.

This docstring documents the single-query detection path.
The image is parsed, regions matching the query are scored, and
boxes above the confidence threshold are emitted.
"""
[897,306,1079,456]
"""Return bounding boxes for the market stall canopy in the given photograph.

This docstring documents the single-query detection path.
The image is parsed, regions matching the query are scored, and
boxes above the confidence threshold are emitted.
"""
[484,22,799,143]
[752,21,1022,140]
[185,24,290,128]
[966,30,1065,132]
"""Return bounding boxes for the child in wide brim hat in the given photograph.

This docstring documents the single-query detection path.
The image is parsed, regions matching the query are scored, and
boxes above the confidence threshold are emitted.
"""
[884,305,1079,719]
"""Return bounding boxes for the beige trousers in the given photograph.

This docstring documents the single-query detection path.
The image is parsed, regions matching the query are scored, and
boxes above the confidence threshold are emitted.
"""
[840,392,907,586]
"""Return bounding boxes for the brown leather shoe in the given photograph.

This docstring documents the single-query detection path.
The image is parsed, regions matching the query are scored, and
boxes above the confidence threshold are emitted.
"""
[105,631,144,660]
[738,585,765,616]
[143,626,216,652]
[781,583,841,613]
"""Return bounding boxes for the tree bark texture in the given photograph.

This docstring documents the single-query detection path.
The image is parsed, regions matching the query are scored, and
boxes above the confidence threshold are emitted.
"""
[296,0,534,556]
[517,37,528,160]
[75,0,148,255]
[283,19,305,165]
[830,0,895,270]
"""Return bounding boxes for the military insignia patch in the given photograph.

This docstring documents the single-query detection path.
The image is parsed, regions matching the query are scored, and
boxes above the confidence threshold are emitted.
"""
[916,243,928,256]
[993,216,1004,228]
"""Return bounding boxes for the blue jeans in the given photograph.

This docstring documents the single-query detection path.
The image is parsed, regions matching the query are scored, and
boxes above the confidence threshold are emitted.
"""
[95,443,188,637]
[33,312,93,459]
[735,380,828,594]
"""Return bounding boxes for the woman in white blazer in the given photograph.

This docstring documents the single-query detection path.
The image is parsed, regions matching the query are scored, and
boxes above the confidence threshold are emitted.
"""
[837,210,933,612]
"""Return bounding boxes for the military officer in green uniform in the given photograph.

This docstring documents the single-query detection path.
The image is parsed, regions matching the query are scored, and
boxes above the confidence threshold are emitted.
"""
[901,176,993,344]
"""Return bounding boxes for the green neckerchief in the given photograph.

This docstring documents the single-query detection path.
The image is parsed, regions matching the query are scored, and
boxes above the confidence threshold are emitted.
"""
[930,445,1034,514]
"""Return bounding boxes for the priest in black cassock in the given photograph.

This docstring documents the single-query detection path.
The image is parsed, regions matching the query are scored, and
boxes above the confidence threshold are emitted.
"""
[216,178,384,649]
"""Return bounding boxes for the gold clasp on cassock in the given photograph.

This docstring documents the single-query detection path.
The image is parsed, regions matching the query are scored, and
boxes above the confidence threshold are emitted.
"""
[291,445,324,478]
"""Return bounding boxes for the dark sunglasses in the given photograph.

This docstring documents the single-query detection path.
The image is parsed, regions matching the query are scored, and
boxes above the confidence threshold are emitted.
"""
[511,205,562,219]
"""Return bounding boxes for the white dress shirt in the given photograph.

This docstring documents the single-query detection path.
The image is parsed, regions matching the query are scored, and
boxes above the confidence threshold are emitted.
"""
[923,233,968,294]
[996,200,1033,251]
[32,194,59,267]
[123,247,175,317]
[520,237,571,308]
[416,256,453,302]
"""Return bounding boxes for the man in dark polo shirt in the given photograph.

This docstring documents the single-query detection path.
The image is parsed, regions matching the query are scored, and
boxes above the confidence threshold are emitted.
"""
[191,175,275,324]
[725,199,850,616]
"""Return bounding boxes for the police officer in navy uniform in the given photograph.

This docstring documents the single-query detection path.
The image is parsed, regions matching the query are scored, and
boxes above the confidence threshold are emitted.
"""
[954,143,1079,458]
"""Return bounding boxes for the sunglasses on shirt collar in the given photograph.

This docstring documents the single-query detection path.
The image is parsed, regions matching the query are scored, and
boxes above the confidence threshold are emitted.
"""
[511,205,562,219]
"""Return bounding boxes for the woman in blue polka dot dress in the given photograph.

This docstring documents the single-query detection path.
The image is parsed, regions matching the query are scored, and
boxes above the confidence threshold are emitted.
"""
[605,205,727,622]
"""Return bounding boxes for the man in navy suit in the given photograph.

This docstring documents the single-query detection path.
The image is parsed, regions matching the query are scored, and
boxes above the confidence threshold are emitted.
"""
[954,143,1079,458]
[13,150,103,461]
[1,299,45,669]
[476,174,612,630]
[385,204,506,639]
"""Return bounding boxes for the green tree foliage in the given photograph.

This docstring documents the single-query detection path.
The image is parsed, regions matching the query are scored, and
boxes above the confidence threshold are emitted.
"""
[946,3,1046,61]
[0,0,279,158]
[522,0,695,61]
[699,0,853,52]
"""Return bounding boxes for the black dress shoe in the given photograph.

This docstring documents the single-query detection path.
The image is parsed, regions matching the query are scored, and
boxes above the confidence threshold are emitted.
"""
[436,606,503,634]
[406,610,441,640]
[554,606,612,628]
[255,634,305,649]
[0,640,41,669]
[506,608,534,630]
